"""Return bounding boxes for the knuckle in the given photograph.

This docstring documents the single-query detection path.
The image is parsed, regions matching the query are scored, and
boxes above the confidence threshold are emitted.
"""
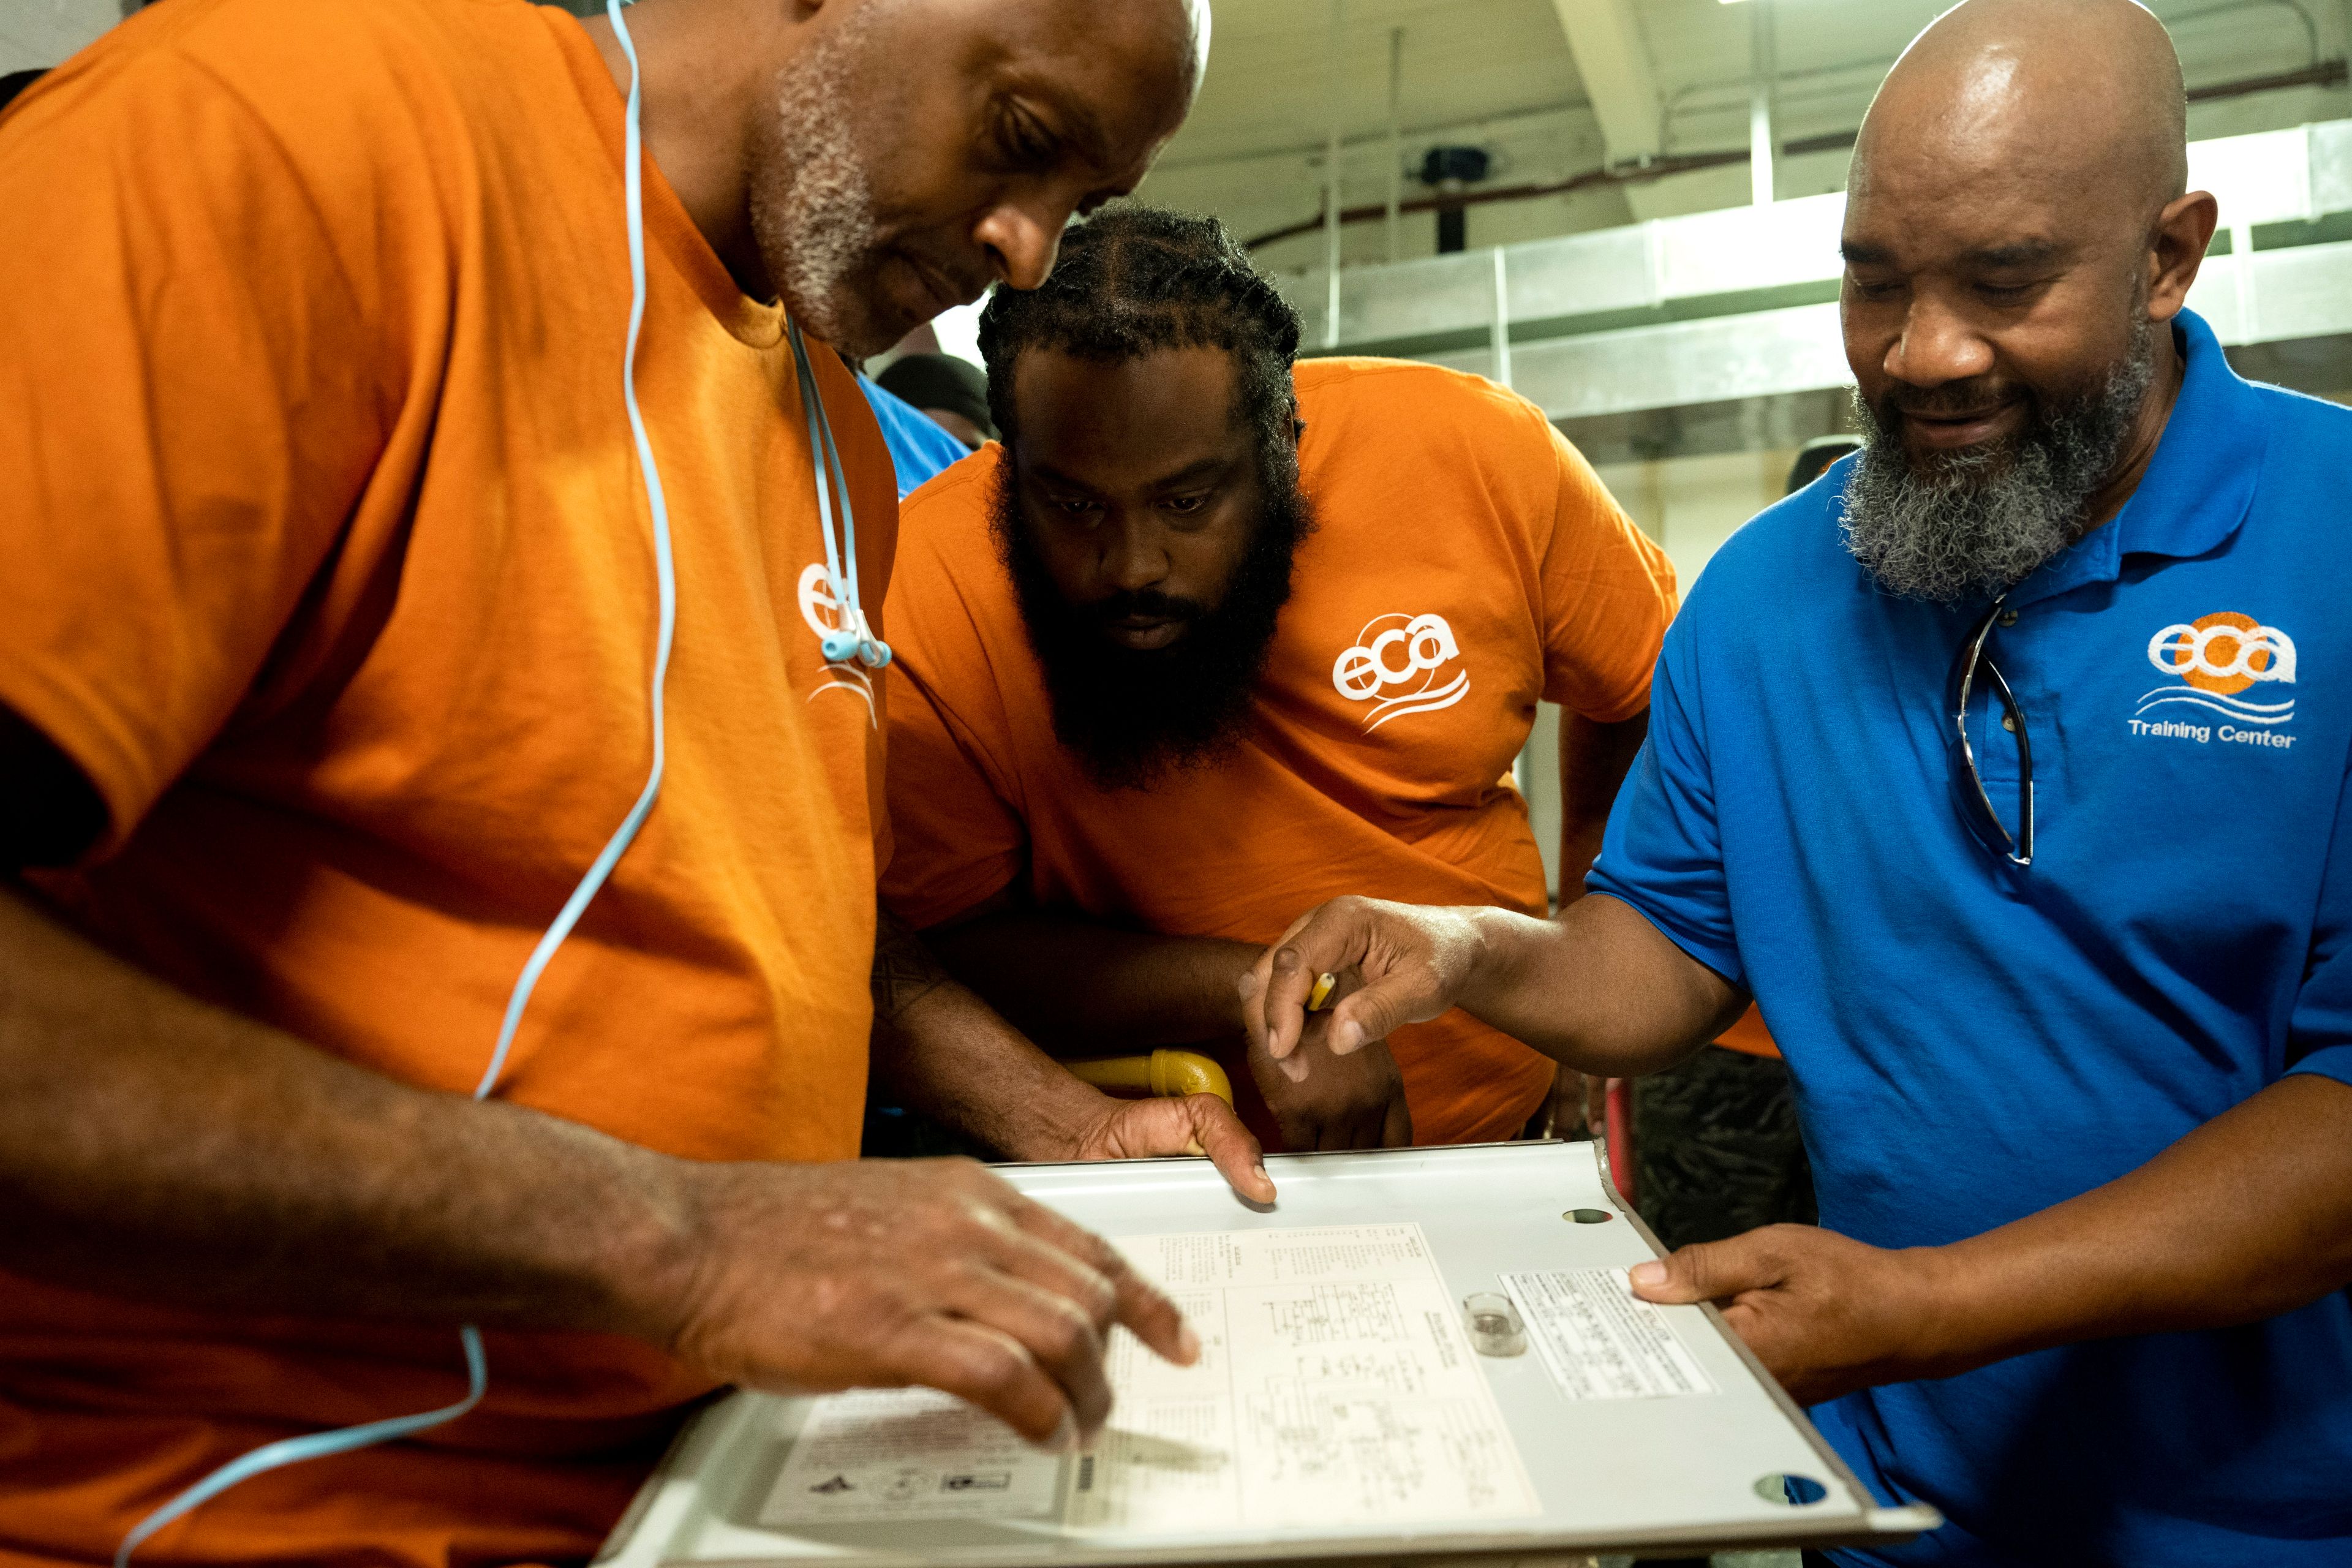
[1044,1248,1116,1319]
[958,1336,1033,1398]
[941,1254,992,1294]
[1077,1264,1119,1319]
[1041,1296,1099,1360]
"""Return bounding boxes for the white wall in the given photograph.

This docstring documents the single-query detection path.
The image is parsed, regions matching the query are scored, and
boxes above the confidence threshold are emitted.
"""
[1596,447,1796,601]
[2,0,121,76]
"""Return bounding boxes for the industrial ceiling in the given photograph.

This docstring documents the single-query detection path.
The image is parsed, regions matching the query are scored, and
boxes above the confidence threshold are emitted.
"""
[1140,0,2352,270]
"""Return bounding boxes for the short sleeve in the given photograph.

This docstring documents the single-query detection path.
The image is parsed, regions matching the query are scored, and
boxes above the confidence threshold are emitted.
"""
[0,55,387,853]
[878,662,1029,930]
[1537,420,1679,723]
[2287,757,2352,1088]
[1584,610,1744,990]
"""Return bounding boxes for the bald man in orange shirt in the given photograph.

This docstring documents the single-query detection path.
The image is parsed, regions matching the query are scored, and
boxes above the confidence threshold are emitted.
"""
[0,2,1264,1564]
[883,208,1677,1153]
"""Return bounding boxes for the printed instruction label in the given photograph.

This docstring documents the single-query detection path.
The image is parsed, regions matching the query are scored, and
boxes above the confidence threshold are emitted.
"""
[766,1387,1066,1522]
[1500,1268,1716,1400]
[761,1223,1540,1533]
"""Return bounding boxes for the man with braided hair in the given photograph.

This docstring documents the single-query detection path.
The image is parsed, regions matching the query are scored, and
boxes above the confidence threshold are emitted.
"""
[880,206,1677,1152]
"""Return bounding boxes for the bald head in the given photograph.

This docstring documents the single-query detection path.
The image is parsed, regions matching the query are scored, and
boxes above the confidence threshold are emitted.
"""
[1833,0,2219,600]
[1856,0,2185,221]
[1184,0,1214,100]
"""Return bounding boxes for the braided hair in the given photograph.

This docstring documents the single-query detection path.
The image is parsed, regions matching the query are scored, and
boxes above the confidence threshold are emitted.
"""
[977,206,1304,465]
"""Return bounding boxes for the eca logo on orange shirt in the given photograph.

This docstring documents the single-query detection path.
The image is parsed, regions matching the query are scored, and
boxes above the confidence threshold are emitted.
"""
[1332,612,1469,732]
[797,562,878,724]
[2130,611,2296,749]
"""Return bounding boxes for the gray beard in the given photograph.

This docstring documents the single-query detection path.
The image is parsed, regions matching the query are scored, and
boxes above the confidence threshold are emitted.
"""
[748,7,886,353]
[1839,317,2157,604]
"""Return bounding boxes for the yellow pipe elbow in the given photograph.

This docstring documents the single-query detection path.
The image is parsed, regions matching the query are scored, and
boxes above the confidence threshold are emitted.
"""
[1148,1049,1234,1106]
[1066,1050,1234,1108]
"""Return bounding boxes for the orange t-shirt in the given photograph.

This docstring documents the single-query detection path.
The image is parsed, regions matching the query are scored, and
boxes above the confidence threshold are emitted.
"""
[1714,1003,1785,1058]
[881,359,1678,1147]
[0,0,896,1562]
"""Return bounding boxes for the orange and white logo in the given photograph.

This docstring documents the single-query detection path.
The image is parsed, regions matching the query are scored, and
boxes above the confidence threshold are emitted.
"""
[2136,611,2295,728]
[1332,612,1468,732]
[797,562,877,725]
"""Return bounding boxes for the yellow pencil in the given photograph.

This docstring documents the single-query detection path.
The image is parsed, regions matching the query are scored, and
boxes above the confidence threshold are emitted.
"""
[1306,971,1337,1012]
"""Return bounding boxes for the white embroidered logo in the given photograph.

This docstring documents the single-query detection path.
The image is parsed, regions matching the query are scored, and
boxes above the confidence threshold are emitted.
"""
[2128,610,2297,750]
[1332,612,1469,732]
[797,562,877,725]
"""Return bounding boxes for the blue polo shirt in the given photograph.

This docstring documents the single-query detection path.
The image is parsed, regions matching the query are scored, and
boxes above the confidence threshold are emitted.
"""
[1588,309,2352,1566]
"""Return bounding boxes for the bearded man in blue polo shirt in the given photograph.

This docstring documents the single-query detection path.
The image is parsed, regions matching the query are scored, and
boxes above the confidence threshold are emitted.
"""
[1238,0,2352,1562]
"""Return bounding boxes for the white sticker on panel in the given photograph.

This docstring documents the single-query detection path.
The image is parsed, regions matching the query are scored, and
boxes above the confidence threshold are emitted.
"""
[764,1387,1066,1523]
[1500,1268,1717,1400]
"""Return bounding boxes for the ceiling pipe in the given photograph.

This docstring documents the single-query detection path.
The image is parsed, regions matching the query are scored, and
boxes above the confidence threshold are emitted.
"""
[1385,26,1406,263]
[1748,0,1776,207]
[1247,151,1741,251]
[1322,0,1345,347]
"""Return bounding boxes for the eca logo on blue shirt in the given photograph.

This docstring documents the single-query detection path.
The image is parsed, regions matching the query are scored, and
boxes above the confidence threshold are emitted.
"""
[2133,612,2297,748]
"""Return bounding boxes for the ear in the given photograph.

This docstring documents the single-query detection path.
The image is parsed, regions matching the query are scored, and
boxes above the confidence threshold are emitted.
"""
[2146,189,2218,322]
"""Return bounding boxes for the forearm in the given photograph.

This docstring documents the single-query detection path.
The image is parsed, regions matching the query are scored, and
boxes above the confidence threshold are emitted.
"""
[2,882,1224,1446]
[1915,1072,2352,1373]
[1456,893,1742,1076]
[870,909,1121,1160]
[927,908,1256,1052]
[0,884,692,1336]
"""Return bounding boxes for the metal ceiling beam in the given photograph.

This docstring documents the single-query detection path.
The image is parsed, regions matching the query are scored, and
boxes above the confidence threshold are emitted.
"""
[1547,0,1665,164]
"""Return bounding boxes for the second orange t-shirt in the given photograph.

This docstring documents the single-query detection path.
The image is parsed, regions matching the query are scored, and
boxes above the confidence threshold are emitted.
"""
[882,358,1678,1144]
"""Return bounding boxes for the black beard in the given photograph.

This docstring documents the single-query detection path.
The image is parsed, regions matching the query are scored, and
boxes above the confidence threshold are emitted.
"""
[1840,313,2157,605]
[992,453,1314,791]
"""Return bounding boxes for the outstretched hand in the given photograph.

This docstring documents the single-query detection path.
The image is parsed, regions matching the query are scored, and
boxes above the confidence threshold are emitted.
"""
[1628,1223,1958,1405]
[1070,1089,1277,1205]
[668,1158,1203,1450]
[1238,897,1487,1068]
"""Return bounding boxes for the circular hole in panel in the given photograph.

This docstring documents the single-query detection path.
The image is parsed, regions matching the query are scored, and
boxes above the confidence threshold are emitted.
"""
[1562,1208,1614,1224]
[1754,1472,1830,1507]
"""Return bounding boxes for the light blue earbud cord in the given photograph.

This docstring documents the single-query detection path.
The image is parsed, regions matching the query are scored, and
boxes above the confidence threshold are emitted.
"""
[790,320,888,668]
[112,0,676,1558]
[791,323,848,629]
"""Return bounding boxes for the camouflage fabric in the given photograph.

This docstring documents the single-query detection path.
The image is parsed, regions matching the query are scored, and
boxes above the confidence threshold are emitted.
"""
[1631,1044,1817,1251]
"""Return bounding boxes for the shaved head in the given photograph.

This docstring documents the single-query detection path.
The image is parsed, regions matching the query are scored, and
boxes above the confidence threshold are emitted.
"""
[1856,0,2186,228]
[1834,0,2215,602]
[1185,0,1213,99]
